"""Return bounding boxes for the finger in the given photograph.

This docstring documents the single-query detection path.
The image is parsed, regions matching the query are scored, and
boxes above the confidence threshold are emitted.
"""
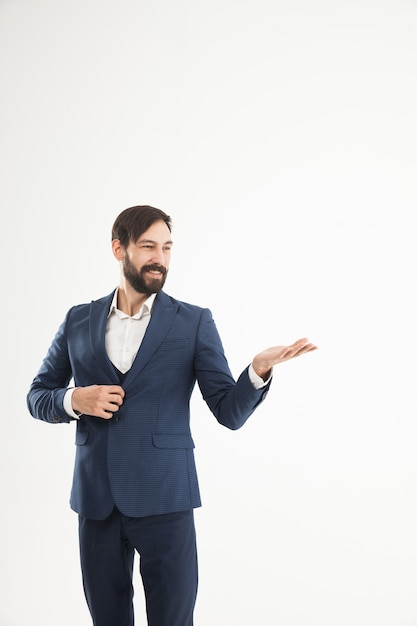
[107,385,125,398]
[92,406,115,419]
[106,400,122,412]
[108,393,124,407]
[293,343,318,357]
[101,411,114,420]
[281,347,296,359]
[290,338,311,349]
[286,340,309,354]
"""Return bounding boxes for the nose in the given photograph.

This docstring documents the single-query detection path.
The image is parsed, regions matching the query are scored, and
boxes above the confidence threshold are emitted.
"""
[151,246,168,266]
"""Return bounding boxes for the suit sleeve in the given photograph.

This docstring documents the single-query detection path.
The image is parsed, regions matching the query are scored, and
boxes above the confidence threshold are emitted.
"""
[27,310,75,424]
[194,309,271,430]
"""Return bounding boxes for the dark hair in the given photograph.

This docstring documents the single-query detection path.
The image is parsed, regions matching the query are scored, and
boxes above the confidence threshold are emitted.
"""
[111,205,172,248]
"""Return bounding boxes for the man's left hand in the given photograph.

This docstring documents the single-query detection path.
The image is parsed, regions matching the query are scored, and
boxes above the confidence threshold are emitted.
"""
[252,337,318,381]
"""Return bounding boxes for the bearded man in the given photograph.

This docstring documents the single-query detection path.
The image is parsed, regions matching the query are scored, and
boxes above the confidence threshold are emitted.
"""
[27,205,317,626]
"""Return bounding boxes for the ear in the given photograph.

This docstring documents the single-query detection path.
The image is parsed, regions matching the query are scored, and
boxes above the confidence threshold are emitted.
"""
[112,239,125,261]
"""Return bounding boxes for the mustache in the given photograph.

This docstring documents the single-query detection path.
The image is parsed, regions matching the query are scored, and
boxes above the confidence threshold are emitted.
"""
[141,264,167,276]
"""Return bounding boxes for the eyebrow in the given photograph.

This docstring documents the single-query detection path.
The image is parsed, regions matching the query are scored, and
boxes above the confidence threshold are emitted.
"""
[137,238,173,245]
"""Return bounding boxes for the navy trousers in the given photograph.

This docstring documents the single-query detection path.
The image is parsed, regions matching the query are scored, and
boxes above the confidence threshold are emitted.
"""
[78,508,198,626]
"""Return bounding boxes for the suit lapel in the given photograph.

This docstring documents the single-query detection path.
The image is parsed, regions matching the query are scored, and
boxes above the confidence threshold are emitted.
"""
[123,291,178,391]
[89,290,119,383]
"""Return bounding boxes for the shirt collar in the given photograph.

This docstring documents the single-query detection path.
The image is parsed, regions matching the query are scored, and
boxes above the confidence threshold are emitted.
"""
[108,290,157,320]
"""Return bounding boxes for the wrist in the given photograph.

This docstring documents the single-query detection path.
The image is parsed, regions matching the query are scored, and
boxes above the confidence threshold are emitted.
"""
[251,360,272,382]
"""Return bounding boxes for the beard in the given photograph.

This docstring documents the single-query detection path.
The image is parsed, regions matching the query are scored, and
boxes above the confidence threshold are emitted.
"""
[122,255,168,296]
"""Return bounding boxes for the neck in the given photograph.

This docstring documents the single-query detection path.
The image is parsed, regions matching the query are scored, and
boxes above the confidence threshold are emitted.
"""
[116,282,149,316]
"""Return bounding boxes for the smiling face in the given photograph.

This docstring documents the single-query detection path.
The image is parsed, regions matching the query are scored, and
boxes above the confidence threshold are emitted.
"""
[115,219,173,297]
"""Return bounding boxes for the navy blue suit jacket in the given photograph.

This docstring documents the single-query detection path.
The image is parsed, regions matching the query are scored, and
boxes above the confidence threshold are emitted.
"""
[27,290,271,520]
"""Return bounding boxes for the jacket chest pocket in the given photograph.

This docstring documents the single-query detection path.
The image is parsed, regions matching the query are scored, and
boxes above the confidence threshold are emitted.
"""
[157,339,190,351]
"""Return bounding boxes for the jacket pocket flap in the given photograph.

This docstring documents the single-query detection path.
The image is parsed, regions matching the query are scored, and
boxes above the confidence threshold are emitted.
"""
[152,433,195,449]
[75,430,89,445]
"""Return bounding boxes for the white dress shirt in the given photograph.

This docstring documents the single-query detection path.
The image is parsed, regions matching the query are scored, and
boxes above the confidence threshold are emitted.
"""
[64,290,269,418]
[105,291,157,373]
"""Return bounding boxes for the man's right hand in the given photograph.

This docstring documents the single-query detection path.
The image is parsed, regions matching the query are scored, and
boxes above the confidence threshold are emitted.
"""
[72,385,125,419]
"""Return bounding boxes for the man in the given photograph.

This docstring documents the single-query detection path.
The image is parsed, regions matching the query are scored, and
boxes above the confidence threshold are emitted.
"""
[27,205,317,626]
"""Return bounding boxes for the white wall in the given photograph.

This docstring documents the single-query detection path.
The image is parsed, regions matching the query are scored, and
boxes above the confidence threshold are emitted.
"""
[1,1,416,624]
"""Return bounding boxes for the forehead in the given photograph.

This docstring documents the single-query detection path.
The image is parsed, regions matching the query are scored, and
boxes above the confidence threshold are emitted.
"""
[136,219,172,243]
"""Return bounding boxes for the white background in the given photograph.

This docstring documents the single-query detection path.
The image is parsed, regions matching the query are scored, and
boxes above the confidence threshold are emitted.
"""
[1,0,417,624]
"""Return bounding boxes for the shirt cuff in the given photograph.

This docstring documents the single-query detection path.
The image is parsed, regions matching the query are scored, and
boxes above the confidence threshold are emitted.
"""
[63,388,82,419]
[248,363,272,389]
